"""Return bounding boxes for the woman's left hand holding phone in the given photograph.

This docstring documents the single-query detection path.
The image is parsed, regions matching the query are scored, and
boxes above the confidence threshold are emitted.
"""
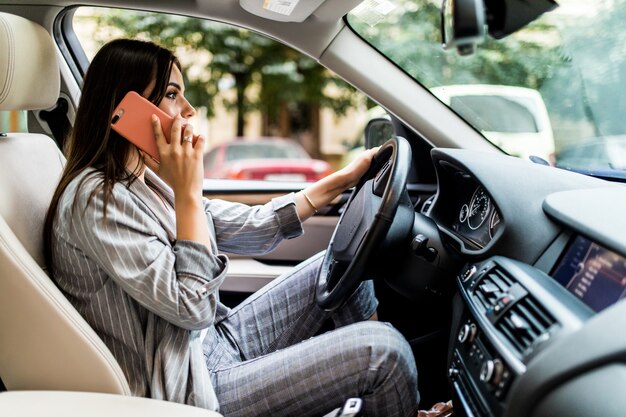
[144,114,212,251]
[145,115,204,196]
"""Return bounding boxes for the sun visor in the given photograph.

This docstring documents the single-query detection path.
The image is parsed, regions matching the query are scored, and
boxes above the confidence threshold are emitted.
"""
[239,0,326,22]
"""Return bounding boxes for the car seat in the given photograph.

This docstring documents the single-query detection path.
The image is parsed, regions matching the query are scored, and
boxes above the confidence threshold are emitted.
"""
[0,11,130,395]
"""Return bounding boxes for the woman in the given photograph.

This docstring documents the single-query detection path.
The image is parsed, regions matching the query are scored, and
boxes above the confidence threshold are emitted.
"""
[43,39,418,416]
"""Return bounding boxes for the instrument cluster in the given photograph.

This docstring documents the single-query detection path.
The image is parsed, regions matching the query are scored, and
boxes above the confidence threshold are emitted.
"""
[452,185,501,248]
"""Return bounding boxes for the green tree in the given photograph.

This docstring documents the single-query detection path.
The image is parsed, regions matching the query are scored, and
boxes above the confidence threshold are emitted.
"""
[92,9,362,147]
[554,0,626,137]
[349,0,564,91]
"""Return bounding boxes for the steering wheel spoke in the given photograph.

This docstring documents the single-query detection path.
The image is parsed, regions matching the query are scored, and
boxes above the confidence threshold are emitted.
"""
[332,179,381,262]
[326,258,348,288]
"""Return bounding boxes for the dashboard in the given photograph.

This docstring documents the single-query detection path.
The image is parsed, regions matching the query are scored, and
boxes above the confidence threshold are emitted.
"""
[408,148,626,417]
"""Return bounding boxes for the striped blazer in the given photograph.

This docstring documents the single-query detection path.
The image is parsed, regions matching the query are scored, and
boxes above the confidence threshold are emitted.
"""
[50,167,303,410]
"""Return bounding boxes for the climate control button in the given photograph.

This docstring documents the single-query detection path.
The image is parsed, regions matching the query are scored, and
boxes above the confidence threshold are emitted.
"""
[458,323,477,344]
[480,358,504,385]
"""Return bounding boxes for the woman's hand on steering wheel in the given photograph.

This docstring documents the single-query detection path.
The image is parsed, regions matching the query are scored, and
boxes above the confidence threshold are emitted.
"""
[339,146,380,188]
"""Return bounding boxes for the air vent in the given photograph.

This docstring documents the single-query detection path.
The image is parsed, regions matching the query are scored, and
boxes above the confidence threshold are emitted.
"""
[496,294,555,355]
[472,266,556,356]
[473,268,515,311]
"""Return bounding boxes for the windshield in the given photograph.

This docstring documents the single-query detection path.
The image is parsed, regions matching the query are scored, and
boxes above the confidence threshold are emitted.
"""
[449,95,539,133]
[347,0,626,174]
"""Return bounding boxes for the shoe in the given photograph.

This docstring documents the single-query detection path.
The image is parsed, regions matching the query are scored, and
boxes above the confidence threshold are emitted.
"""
[416,400,453,417]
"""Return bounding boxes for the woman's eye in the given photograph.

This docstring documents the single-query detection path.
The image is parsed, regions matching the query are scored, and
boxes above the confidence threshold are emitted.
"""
[165,91,177,99]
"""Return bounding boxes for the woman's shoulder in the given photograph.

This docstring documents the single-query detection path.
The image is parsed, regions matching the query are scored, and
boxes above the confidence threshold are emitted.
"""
[59,168,133,214]
[63,168,105,202]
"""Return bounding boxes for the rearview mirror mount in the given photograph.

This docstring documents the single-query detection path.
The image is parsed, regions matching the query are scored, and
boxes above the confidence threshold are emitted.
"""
[441,0,486,56]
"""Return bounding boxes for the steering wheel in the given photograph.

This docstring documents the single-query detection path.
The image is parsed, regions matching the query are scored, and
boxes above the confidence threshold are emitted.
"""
[316,136,413,311]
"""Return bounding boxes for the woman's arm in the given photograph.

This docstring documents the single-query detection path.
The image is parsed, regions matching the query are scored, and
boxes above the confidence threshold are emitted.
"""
[295,147,379,219]
[206,194,302,255]
[145,115,212,251]
[65,174,227,331]
[206,147,379,255]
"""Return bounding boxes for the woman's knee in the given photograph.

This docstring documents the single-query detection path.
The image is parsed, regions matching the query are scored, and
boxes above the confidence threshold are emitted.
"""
[341,322,417,383]
[349,322,419,415]
[364,322,417,379]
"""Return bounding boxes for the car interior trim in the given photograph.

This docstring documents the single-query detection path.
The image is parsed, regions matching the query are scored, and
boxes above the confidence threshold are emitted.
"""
[543,187,626,255]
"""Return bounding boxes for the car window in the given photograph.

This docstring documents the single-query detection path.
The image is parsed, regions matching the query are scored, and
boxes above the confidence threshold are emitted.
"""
[450,96,539,134]
[204,148,218,170]
[0,111,28,133]
[348,0,626,174]
[225,141,309,161]
[70,7,370,182]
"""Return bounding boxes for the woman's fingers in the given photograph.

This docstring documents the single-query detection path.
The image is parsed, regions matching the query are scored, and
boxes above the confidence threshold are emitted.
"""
[194,135,205,155]
[338,146,381,188]
[170,115,184,147]
[150,114,204,192]
[151,114,167,147]
[352,147,377,171]
[181,123,194,147]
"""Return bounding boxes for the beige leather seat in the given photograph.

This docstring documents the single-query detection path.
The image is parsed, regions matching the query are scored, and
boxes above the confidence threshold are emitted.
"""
[0,12,130,395]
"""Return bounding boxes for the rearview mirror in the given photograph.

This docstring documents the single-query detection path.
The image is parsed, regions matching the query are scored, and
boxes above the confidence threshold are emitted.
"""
[484,0,558,39]
[441,0,559,55]
[365,118,395,149]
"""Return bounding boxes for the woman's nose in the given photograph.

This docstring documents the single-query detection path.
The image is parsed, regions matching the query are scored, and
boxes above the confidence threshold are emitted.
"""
[182,102,196,119]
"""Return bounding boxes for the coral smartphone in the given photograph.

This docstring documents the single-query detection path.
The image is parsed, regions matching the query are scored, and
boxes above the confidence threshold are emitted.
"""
[110,91,173,162]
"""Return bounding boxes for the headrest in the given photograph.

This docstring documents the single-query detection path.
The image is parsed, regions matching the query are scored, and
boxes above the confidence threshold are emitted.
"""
[0,12,59,111]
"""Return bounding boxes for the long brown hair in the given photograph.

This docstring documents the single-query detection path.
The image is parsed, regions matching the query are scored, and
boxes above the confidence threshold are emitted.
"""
[43,39,180,275]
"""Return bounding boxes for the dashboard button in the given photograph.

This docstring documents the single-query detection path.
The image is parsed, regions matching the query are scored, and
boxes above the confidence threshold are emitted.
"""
[480,359,504,385]
[458,323,477,344]
[480,360,495,383]
[461,265,477,282]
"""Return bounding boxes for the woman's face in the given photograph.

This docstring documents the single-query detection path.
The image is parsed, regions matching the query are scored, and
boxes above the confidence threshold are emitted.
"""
[146,64,196,120]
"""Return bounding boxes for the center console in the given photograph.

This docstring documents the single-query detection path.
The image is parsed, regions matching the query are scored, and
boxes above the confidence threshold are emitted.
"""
[448,255,593,417]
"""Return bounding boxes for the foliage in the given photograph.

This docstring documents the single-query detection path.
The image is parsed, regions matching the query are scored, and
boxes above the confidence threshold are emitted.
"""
[553,1,626,137]
[348,0,599,147]
[348,1,565,91]
[92,10,363,136]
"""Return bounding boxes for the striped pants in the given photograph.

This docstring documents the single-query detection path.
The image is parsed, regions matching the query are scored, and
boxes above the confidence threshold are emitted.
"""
[204,252,419,416]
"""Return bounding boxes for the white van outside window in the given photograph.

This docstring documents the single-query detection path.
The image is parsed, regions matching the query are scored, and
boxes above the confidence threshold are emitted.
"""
[431,85,555,164]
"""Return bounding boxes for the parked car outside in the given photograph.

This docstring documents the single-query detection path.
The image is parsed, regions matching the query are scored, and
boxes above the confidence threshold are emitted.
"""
[431,84,556,164]
[203,138,332,181]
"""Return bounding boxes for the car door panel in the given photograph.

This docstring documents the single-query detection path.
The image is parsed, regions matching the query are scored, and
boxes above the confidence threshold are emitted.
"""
[219,217,339,292]
[203,180,344,292]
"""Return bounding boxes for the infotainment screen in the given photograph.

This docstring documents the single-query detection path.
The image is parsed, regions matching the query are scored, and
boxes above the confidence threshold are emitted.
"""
[552,235,626,312]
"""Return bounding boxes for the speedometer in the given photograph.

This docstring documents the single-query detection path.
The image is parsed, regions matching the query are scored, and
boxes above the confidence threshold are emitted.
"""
[467,187,491,230]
